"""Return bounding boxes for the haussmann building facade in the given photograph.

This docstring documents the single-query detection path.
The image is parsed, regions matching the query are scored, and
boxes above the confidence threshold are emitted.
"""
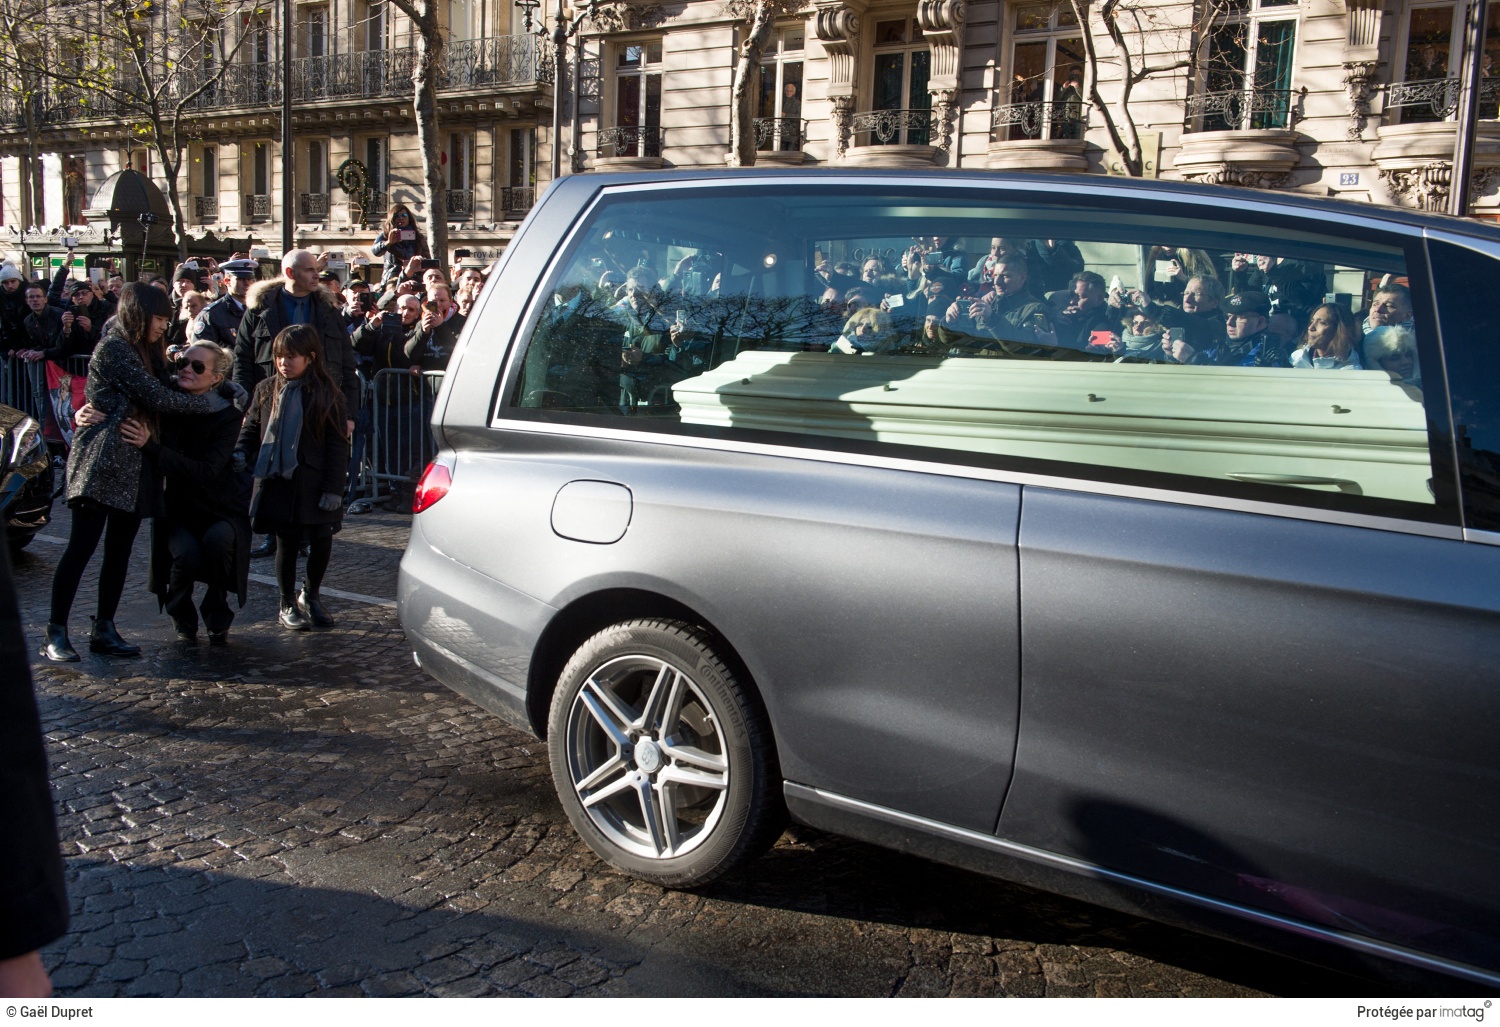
[1,0,1497,273]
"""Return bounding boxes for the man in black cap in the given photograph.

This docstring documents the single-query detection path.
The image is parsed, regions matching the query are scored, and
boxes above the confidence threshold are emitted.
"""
[1166,290,1287,367]
[193,257,258,350]
[318,269,345,310]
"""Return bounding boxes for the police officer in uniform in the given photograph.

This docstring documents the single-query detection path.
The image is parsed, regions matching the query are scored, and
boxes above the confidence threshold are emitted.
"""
[192,257,258,349]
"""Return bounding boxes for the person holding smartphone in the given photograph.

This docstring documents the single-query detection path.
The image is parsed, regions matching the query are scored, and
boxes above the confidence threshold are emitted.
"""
[371,204,431,286]
[403,282,464,373]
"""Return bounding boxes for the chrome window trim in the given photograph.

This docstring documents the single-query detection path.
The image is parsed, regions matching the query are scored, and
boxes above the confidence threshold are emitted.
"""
[1465,528,1500,546]
[484,416,1462,541]
[784,782,1500,988]
[593,172,1432,242]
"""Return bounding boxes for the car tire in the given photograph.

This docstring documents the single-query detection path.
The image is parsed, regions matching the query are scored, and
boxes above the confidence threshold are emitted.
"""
[547,618,784,887]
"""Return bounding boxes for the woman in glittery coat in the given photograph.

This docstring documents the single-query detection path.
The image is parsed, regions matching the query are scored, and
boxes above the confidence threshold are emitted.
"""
[43,283,234,663]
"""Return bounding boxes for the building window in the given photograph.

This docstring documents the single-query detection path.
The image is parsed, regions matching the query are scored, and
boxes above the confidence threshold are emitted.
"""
[611,41,663,157]
[1001,2,1085,141]
[300,5,327,58]
[360,136,388,219]
[246,142,272,222]
[308,140,326,195]
[1390,3,1500,124]
[448,131,475,219]
[196,146,218,222]
[253,143,270,195]
[127,148,150,175]
[506,127,536,211]
[359,1,387,51]
[449,0,480,41]
[868,18,930,145]
[757,26,804,151]
[301,139,329,219]
[249,18,275,104]
[1197,0,1299,131]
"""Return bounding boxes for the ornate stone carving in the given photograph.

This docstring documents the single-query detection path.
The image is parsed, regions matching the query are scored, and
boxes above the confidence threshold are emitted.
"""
[1180,167,1293,190]
[930,88,959,154]
[1379,162,1450,211]
[831,94,854,159]
[1342,60,1378,140]
[1380,162,1500,211]
[917,0,964,154]
[814,2,863,101]
[815,0,864,158]
[588,2,668,33]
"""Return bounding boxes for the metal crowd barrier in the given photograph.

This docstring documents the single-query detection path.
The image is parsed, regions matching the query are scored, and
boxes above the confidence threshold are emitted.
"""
[0,355,48,422]
[352,367,444,508]
[8,350,437,511]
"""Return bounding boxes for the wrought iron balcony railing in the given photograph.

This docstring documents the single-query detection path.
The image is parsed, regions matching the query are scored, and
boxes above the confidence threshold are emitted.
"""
[362,190,389,220]
[244,193,272,222]
[991,99,1088,142]
[754,117,805,152]
[299,192,329,219]
[1385,76,1500,122]
[193,195,218,221]
[441,35,552,90]
[598,125,662,159]
[445,189,474,219]
[1184,87,1304,132]
[849,108,931,147]
[0,35,555,126]
[500,186,536,213]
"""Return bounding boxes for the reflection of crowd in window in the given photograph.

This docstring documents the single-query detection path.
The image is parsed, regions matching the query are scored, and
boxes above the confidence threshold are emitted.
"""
[525,225,1424,417]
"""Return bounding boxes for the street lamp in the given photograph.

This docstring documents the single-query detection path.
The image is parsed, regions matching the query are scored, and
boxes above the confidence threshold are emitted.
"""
[518,0,601,179]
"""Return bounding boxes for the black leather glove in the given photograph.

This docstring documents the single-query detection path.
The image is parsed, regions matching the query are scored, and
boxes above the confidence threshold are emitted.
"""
[317,492,342,512]
[231,450,247,473]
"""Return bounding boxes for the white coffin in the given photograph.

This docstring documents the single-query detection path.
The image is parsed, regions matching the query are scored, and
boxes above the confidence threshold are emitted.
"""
[672,350,1432,505]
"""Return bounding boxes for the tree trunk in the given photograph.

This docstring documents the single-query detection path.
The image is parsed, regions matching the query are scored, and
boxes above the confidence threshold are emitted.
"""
[411,6,447,261]
[160,149,189,260]
[1074,0,1145,176]
[727,4,774,167]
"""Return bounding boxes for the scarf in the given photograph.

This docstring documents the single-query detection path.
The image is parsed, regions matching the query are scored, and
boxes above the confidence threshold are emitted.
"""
[1123,328,1164,357]
[254,378,304,481]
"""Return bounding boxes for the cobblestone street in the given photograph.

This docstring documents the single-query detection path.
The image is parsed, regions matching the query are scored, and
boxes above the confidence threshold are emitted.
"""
[12,504,1407,998]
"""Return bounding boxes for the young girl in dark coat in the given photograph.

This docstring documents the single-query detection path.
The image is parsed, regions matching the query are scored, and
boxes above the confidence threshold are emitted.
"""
[235,324,350,631]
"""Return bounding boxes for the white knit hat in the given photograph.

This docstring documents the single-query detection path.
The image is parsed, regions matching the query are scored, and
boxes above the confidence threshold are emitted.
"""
[0,264,22,283]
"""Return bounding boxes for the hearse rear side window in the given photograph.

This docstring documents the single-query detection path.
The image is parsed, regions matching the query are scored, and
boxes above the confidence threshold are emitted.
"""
[503,186,1451,524]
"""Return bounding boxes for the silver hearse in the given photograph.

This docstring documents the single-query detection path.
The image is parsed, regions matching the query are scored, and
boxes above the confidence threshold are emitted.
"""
[399,170,1500,987]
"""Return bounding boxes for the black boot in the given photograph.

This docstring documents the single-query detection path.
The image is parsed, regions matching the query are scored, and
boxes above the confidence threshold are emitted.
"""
[279,602,310,631]
[297,587,335,628]
[250,535,277,558]
[89,618,141,657]
[44,622,80,663]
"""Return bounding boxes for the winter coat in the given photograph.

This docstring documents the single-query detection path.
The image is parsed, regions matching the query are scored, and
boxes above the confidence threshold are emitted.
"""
[145,400,254,611]
[403,310,466,371]
[237,377,350,530]
[22,306,64,357]
[231,279,360,419]
[192,292,249,350]
[371,228,431,284]
[0,543,68,961]
[65,328,230,514]
[0,284,27,353]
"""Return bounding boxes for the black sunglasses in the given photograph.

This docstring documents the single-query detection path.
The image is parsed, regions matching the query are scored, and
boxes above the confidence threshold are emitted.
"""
[173,356,208,374]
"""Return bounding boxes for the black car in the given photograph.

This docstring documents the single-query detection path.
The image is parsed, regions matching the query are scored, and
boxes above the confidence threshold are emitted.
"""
[1,402,55,552]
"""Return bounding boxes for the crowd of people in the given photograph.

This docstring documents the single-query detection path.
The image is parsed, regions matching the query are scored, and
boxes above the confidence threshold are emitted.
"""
[809,237,1421,386]
[529,232,1421,421]
[0,218,488,664]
